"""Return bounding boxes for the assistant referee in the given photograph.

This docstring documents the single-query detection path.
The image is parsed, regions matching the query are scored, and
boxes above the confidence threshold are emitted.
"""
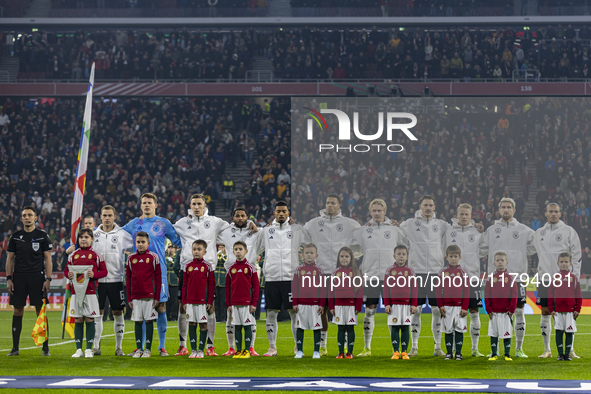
[6,206,53,356]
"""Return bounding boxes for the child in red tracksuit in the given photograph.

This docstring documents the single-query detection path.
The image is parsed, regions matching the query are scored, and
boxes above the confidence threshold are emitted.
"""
[437,245,470,360]
[549,252,582,361]
[65,228,108,358]
[383,245,417,360]
[292,243,325,359]
[226,241,259,358]
[182,239,215,359]
[126,231,161,358]
[484,252,517,361]
[328,246,363,359]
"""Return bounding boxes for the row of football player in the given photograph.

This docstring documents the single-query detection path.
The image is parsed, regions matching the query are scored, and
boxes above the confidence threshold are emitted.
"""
[43,193,585,361]
[65,228,580,360]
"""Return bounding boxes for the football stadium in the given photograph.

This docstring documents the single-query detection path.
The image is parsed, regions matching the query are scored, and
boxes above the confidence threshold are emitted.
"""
[1,1,591,393]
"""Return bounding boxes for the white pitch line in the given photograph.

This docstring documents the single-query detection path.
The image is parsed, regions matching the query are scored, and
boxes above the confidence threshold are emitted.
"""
[1,325,177,352]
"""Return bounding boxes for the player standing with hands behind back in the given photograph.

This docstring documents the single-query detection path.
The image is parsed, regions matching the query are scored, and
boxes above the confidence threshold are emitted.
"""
[226,241,259,358]
[182,240,215,359]
[126,232,161,358]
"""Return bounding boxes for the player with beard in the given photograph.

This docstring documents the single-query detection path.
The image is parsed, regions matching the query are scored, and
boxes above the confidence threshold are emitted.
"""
[530,203,582,359]
[217,207,262,356]
[256,201,303,356]
[304,194,360,356]
[480,198,535,358]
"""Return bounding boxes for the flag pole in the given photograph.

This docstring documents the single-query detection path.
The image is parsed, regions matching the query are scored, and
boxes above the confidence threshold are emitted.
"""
[63,63,95,338]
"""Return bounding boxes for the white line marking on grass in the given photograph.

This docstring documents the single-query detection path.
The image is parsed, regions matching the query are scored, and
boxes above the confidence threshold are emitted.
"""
[1,325,178,352]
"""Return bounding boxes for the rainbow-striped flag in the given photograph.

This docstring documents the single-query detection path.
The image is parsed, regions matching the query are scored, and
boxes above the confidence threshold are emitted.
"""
[31,300,48,346]
[70,63,95,244]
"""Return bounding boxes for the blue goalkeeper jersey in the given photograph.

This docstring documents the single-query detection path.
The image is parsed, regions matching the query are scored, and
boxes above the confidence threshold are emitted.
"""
[122,215,181,301]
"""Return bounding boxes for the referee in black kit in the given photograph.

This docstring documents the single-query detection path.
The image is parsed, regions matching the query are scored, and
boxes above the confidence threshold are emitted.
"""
[6,206,52,356]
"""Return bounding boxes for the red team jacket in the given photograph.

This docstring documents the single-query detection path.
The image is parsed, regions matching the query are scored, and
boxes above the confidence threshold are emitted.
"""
[182,258,215,305]
[328,267,363,311]
[484,269,518,314]
[125,250,162,301]
[65,247,108,295]
[292,261,325,306]
[225,259,259,307]
[382,264,418,307]
[436,264,470,310]
[548,270,582,313]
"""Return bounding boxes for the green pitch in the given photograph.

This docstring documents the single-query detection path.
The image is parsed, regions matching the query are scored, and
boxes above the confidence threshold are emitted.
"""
[0,312,588,394]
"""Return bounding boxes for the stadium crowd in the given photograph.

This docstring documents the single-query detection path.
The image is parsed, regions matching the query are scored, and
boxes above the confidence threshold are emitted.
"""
[0,96,291,272]
[3,24,591,81]
[291,97,591,275]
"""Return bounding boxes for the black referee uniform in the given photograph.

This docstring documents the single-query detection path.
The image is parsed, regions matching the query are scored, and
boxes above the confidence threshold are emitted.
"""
[7,227,52,355]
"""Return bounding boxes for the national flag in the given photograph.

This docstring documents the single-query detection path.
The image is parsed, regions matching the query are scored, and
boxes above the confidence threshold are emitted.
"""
[61,282,75,339]
[31,300,48,346]
[70,63,95,245]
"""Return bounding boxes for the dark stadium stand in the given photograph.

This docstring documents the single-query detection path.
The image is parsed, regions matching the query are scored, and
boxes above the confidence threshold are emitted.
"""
[2,25,591,83]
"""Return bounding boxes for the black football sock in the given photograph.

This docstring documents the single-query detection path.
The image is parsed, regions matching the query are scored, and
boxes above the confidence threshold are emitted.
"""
[199,329,208,351]
[244,325,252,350]
[490,337,498,356]
[296,328,304,352]
[565,333,573,356]
[391,326,400,352]
[337,325,345,353]
[556,330,564,355]
[401,325,410,353]
[12,315,22,350]
[189,325,197,351]
[346,325,355,354]
[445,333,454,355]
[75,322,84,350]
[145,322,154,350]
[455,331,463,356]
[135,322,143,350]
[504,338,511,357]
[235,325,243,351]
[313,329,321,352]
[86,321,95,350]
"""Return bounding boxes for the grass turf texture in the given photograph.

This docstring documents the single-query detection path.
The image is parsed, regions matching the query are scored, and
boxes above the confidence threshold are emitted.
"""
[0,311,588,394]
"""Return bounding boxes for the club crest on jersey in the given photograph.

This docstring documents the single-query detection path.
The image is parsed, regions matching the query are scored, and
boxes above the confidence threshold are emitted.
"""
[300,269,306,275]
[450,231,457,238]
[231,268,237,274]
[74,254,80,259]
[204,221,211,229]
[468,235,475,242]
[336,224,344,232]
[336,272,342,278]
[384,231,391,239]
[540,230,546,236]
[132,259,138,264]
[244,268,249,274]
[188,266,194,272]
[287,231,293,239]
[348,272,353,277]
[112,236,118,243]
[318,220,324,227]
[415,220,420,227]
[71,309,75,314]
[89,253,93,259]
[269,228,276,235]
[186,314,190,319]
[152,225,161,233]
[495,228,502,234]
[493,277,498,283]
[512,231,520,239]
[335,317,340,322]
[392,317,398,323]
[432,226,438,233]
[366,228,373,234]
[94,232,100,238]
[201,266,205,272]
[231,228,237,233]
[404,271,408,276]
[147,258,150,263]
[391,270,397,276]
[556,233,563,242]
